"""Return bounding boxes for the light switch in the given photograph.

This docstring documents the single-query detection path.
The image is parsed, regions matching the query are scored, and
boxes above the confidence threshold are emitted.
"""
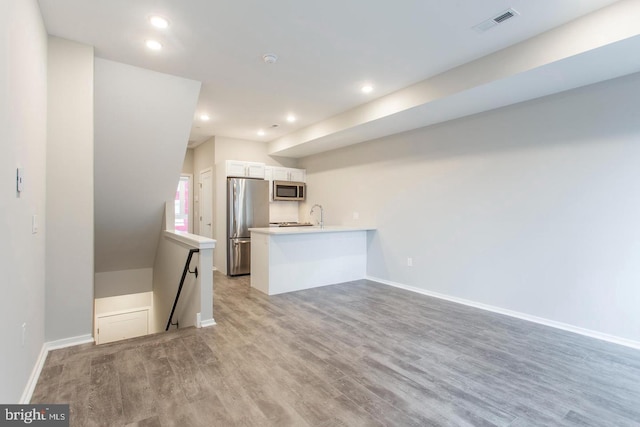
[17,168,24,192]
[32,214,38,234]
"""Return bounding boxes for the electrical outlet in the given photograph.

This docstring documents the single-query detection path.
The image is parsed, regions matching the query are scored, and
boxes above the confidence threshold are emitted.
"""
[22,323,26,346]
[407,257,413,267]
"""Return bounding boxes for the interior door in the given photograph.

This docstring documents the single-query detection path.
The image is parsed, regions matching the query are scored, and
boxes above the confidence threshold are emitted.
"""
[96,309,148,345]
[199,168,213,238]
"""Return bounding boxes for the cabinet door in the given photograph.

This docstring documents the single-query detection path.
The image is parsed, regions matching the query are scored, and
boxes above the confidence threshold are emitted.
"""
[226,160,247,177]
[96,310,148,345]
[289,168,306,182]
[271,167,289,181]
[264,166,273,181]
[246,162,265,179]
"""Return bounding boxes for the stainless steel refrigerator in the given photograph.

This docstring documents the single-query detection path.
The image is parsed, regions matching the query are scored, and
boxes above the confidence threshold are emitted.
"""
[227,177,269,276]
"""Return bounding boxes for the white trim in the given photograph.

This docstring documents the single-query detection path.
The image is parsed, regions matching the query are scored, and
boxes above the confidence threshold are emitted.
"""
[197,311,216,328]
[164,230,216,250]
[367,276,640,351]
[20,344,48,404]
[45,334,94,351]
[20,334,95,404]
[200,318,216,328]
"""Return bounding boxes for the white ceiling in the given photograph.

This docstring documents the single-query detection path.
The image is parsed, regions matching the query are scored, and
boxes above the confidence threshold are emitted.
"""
[38,0,627,152]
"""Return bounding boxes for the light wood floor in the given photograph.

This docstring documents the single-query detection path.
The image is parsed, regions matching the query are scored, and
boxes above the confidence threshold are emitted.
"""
[32,273,640,426]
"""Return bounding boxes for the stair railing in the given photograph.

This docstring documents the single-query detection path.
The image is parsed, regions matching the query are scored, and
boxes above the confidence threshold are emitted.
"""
[165,249,199,331]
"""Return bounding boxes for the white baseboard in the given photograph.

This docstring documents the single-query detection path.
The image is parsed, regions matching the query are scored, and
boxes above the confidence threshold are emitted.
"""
[20,334,95,404]
[19,344,48,404]
[366,276,640,351]
[45,334,94,351]
[200,318,216,328]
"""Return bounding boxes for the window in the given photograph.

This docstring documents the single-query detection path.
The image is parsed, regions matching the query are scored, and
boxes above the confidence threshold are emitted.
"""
[175,175,191,232]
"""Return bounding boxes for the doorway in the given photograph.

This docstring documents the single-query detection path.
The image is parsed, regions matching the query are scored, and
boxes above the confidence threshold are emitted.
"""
[175,174,192,233]
[199,168,213,238]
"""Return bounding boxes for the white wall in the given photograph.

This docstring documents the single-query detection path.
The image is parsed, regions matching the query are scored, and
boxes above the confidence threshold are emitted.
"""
[94,292,152,316]
[46,37,95,343]
[0,0,47,402]
[94,59,201,274]
[94,268,152,299]
[215,137,298,168]
[299,71,640,344]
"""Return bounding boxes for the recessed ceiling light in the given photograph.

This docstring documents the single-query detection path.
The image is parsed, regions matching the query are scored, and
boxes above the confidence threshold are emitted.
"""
[145,39,162,51]
[286,115,296,123]
[257,129,265,136]
[149,15,169,29]
[361,84,374,94]
[199,114,210,121]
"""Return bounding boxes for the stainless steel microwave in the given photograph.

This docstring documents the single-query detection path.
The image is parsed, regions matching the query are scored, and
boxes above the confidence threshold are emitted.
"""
[273,180,306,201]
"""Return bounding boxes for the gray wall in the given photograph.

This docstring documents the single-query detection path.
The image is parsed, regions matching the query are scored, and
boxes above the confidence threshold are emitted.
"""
[0,0,47,402]
[94,59,201,273]
[94,268,152,299]
[299,71,640,343]
[182,148,194,175]
[46,37,95,342]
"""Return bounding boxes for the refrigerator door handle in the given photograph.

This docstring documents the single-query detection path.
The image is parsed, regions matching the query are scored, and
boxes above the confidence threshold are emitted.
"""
[232,185,238,234]
[233,240,251,245]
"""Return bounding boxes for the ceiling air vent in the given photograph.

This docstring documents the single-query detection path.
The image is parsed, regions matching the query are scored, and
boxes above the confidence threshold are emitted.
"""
[473,8,520,33]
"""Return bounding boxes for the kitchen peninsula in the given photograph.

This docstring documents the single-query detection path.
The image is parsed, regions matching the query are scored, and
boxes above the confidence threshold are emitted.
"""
[249,226,375,295]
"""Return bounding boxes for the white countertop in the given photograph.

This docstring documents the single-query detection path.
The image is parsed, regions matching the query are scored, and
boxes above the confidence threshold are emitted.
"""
[249,225,375,235]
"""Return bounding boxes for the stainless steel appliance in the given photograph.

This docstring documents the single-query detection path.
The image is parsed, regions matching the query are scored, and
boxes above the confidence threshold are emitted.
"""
[227,177,269,276]
[269,222,313,227]
[273,180,306,201]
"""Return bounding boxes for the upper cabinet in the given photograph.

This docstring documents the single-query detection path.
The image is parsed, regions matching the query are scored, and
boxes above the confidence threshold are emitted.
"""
[225,160,265,179]
[224,162,305,183]
[268,166,306,183]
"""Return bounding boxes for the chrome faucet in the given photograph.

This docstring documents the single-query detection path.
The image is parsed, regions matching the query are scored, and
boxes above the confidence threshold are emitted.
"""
[310,204,324,228]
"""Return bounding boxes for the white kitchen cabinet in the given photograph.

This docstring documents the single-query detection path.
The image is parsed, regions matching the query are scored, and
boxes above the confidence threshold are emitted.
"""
[288,168,305,182]
[269,166,306,182]
[246,162,266,178]
[271,167,289,181]
[225,160,265,179]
